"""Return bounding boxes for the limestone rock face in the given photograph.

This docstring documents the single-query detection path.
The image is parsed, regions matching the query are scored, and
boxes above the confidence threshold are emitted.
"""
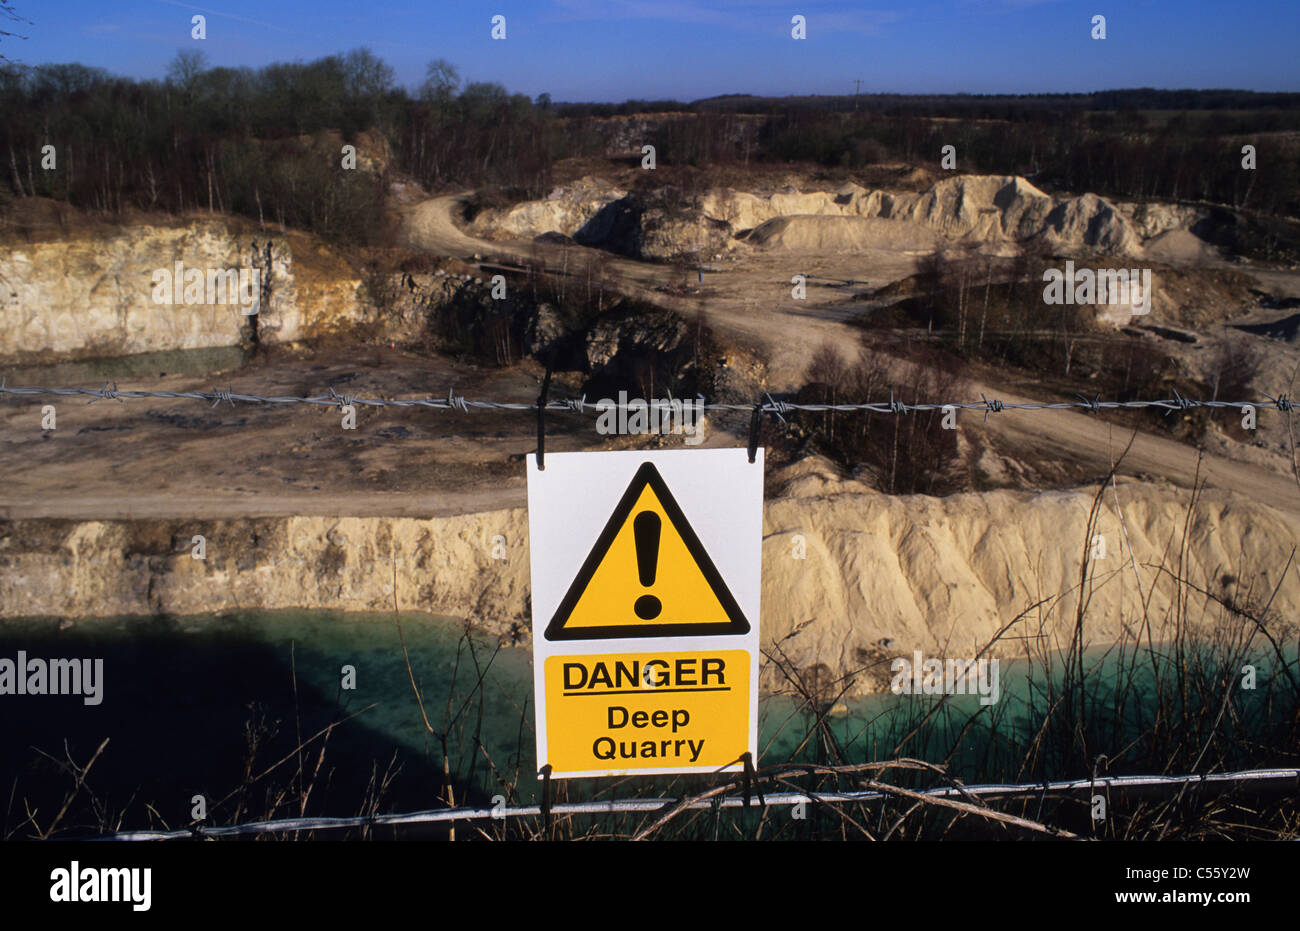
[708,175,1144,254]
[1042,192,1140,254]
[370,270,482,344]
[582,305,696,394]
[470,174,1210,261]
[1118,201,1205,239]
[574,195,643,257]
[470,177,629,242]
[526,302,565,356]
[1,223,285,361]
[0,218,416,363]
[0,513,531,633]
[3,482,1294,698]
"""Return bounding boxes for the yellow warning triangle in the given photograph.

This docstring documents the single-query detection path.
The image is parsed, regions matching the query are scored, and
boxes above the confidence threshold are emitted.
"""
[544,461,750,641]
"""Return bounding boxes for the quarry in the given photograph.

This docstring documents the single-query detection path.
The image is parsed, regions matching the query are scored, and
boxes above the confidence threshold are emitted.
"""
[0,4,1297,845]
[3,142,1299,701]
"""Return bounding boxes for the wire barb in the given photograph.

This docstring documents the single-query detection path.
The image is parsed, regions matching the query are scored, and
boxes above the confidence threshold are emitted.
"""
[763,392,789,423]
[1266,393,1294,413]
[90,381,122,404]
[326,386,356,410]
[210,387,235,408]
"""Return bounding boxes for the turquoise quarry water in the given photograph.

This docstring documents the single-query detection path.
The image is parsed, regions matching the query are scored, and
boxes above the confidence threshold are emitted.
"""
[0,610,1292,833]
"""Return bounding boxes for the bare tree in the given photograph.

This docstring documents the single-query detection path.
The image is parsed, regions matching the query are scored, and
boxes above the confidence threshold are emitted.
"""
[0,1,29,63]
[419,59,460,104]
[166,48,209,94]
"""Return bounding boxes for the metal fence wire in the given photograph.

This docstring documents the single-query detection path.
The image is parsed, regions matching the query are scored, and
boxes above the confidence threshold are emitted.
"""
[84,767,1300,841]
[0,381,1293,420]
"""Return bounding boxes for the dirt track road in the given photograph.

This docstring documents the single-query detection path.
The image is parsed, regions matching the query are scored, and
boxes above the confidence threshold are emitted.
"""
[5,195,1293,524]
[968,382,1299,512]
[403,194,1300,516]
[403,194,923,385]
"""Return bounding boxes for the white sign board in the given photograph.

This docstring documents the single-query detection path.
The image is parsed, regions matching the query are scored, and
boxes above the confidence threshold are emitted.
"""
[527,448,763,778]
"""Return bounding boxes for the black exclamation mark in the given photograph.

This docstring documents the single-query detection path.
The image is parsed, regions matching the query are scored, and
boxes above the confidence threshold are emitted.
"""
[633,511,662,620]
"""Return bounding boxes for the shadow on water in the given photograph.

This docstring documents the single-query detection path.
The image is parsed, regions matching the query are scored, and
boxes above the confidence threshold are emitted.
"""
[3,610,1295,839]
[3,346,251,385]
[0,610,532,839]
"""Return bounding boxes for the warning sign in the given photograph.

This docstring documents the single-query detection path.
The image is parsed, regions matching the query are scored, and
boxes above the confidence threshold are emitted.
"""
[545,461,749,640]
[527,449,762,778]
[542,651,749,772]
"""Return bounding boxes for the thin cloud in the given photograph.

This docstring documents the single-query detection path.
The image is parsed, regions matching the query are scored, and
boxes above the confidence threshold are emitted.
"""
[153,0,296,34]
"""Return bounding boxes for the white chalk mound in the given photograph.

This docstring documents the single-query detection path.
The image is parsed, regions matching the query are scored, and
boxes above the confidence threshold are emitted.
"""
[472,173,1212,259]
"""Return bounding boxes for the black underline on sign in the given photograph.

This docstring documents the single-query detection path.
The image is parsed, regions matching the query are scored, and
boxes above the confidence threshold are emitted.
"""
[563,687,732,697]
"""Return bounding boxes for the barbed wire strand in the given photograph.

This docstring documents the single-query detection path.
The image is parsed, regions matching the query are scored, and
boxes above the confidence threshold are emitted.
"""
[0,382,1292,417]
[80,767,1300,841]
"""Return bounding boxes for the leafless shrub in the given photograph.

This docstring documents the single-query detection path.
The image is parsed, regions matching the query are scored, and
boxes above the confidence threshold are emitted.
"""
[796,340,966,494]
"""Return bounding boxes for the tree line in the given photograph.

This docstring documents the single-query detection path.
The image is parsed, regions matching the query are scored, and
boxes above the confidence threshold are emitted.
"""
[2,49,1296,245]
[0,50,588,244]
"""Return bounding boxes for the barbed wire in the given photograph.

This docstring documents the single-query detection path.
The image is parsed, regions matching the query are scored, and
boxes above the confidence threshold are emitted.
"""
[81,767,1300,841]
[0,381,1292,419]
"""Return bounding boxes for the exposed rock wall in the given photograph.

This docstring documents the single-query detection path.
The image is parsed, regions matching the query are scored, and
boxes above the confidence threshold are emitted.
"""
[3,223,277,361]
[473,174,1209,260]
[3,480,1293,697]
[0,219,393,364]
[473,177,629,241]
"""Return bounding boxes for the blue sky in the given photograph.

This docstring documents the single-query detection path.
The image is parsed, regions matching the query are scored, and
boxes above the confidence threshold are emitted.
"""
[4,0,1297,100]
